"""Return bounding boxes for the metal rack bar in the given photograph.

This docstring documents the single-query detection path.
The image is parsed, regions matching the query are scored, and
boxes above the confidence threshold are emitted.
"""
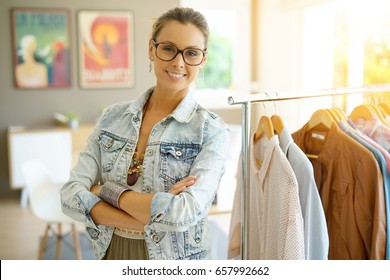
[228,83,390,105]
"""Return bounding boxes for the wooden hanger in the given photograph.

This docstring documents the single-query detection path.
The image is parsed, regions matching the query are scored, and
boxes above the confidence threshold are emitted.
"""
[349,104,375,121]
[379,102,390,115]
[377,105,390,127]
[369,104,390,127]
[254,116,274,166]
[331,106,358,132]
[376,105,388,119]
[306,109,334,159]
[369,104,384,118]
[367,94,390,126]
[271,114,284,135]
[307,109,334,131]
[332,107,348,121]
[254,116,274,143]
[326,108,340,123]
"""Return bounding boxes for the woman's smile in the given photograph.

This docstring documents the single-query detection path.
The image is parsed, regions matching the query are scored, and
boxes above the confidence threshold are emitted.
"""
[166,70,186,80]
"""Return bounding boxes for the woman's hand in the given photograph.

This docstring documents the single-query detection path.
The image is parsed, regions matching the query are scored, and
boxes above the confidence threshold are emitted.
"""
[170,176,197,195]
[90,184,103,197]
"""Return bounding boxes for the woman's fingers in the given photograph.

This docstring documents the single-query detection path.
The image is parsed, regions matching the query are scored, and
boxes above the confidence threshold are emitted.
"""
[178,176,197,185]
[174,176,196,188]
[170,186,186,195]
[170,176,197,194]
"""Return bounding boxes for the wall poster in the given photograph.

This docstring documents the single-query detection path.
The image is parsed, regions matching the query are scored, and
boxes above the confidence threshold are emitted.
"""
[78,10,134,89]
[11,8,71,89]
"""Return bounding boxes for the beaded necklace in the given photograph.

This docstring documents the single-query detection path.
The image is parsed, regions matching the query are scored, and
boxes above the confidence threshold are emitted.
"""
[127,145,145,186]
[127,95,149,186]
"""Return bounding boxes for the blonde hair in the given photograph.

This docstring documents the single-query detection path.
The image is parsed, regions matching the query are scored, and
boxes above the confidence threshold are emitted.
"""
[151,7,209,48]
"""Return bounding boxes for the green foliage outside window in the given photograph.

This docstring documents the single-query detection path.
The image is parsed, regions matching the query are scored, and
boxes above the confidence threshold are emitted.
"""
[196,33,232,90]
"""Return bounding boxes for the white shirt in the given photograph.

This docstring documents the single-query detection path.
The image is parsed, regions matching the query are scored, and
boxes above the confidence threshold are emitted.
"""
[228,135,305,260]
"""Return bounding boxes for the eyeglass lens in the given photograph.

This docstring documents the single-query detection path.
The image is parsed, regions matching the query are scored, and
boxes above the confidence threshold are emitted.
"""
[155,43,204,66]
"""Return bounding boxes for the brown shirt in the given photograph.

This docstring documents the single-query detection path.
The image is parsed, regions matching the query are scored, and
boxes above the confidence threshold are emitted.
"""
[292,122,386,259]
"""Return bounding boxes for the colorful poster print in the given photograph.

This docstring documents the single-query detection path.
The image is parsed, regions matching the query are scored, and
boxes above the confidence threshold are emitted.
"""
[78,10,134,88]
[11,8,71,89]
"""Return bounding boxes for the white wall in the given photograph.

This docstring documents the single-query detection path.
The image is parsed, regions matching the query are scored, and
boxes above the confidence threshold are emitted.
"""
[255,0,334,132]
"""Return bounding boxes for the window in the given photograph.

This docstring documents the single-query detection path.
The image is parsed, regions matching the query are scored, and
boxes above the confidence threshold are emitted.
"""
[181,0,251,108]
[195,10,234,90]
[299,0,390,112]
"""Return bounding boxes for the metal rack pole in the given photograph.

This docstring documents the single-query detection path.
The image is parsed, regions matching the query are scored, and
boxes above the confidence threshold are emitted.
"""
[240,102,251,260]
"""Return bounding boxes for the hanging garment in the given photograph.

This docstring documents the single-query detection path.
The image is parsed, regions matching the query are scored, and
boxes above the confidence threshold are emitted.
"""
[279,127,329,260]
[228,135,305,260]
[339,120,390,260]
[350,114,390,152]
[292,122,386,259]
[348,118,390,174]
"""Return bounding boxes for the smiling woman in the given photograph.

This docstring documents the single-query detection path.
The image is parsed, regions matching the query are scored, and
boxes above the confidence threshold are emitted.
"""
[61,7,231,260]
[149,19,207,94]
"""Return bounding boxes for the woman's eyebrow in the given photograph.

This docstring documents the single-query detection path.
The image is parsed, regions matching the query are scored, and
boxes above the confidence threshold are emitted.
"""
[157,40,203,49]
[155,40,175,45]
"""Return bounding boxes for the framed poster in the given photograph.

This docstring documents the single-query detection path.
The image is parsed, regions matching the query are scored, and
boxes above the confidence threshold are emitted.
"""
[11,8,71,89]
[77,10,134,89]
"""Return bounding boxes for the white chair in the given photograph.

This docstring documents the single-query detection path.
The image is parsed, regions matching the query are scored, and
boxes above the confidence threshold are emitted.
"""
[21,159,82,260]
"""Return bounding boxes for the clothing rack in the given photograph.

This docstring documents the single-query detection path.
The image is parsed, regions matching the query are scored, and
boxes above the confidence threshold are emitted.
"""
[227,83,390,260]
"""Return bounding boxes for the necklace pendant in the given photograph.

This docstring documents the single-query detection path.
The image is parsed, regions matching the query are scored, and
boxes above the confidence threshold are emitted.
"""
[127,172,139,186]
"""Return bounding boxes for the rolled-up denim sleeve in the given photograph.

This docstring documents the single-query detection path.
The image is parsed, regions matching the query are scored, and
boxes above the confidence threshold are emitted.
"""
[147,119,230,232]
[61,111,105,223]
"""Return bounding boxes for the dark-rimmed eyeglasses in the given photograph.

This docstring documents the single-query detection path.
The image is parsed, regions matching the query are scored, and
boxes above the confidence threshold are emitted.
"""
[152,40,207,66]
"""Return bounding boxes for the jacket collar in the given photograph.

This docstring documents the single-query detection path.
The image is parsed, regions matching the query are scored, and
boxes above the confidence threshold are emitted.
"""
[125,86,198,123]
[279,127,294,156]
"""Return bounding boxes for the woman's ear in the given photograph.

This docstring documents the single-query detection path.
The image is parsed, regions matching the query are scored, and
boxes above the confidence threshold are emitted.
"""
[148,39,154,59]
[200,60,206,69]
[201,51,207,66]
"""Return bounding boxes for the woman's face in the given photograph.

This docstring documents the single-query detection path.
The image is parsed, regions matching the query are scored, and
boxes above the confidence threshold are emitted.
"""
[149,20,206,94]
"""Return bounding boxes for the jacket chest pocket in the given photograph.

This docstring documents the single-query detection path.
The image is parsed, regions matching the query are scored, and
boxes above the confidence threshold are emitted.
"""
[159,143,200,184]
[97,133,126,173]
[331,179,350,205]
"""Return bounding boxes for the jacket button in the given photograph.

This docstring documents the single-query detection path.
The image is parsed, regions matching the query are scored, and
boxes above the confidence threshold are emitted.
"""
[147,150,153,156]
[86,227,100,240]
[195,237,201,243]
[143,186,151,193]
[153,235,160,242]
[175,150,182,157]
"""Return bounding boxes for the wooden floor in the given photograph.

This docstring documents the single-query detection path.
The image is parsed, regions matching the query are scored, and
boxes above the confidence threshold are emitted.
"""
[0,197,83,260]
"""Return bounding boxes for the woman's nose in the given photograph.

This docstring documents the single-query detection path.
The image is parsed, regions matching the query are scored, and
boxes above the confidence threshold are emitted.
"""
[171,51,186,68]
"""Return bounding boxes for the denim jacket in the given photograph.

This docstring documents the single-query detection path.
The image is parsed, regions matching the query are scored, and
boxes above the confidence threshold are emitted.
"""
[61,87,230,260]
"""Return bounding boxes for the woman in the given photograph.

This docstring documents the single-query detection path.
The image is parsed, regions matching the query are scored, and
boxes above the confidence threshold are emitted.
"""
[61,7,230,260]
